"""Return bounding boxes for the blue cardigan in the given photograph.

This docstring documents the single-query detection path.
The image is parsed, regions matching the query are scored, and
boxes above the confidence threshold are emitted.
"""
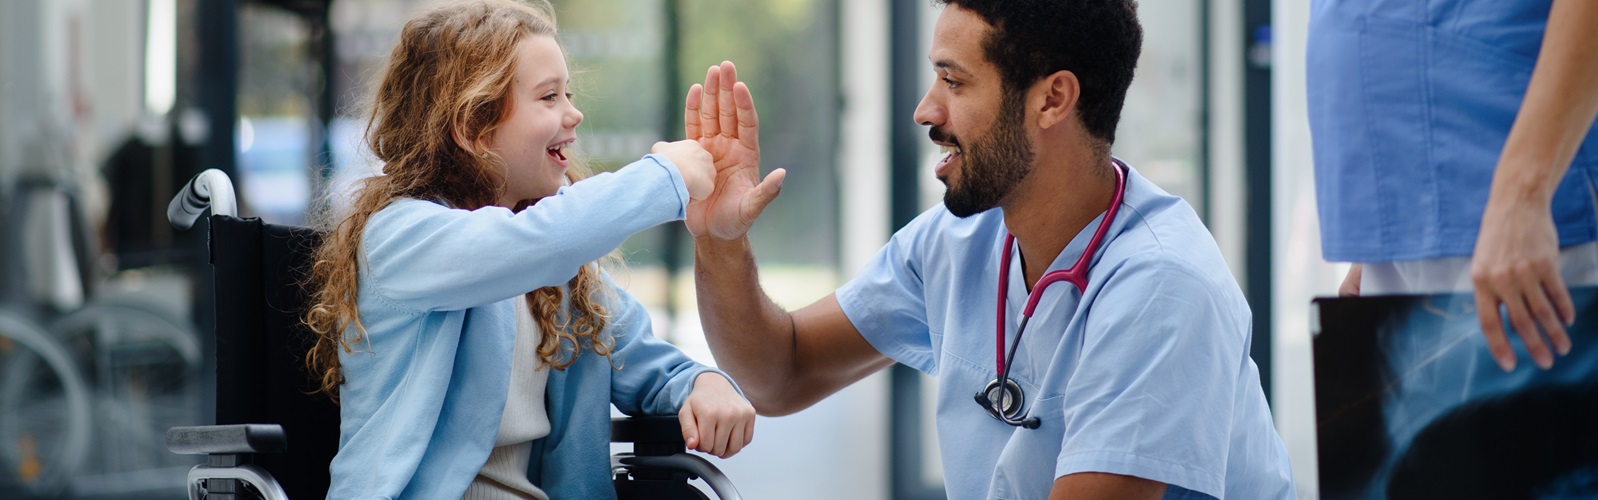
[326,155,730,499]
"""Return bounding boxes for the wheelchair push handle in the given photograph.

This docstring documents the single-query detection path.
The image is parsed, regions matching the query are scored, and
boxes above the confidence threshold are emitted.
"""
[168,168,238,230]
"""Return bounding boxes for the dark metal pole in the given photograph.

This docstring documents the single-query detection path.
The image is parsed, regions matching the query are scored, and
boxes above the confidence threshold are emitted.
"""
[313,3,337,190]
[197,1,239,182]
[1243,0,1274,403]
[889,0,944,498]
[195,0,241,426]
[660,0,685,341]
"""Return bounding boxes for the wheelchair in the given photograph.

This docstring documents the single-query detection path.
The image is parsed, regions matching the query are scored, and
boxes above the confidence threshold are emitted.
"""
[1,175,204,497]
[162,169,740,500]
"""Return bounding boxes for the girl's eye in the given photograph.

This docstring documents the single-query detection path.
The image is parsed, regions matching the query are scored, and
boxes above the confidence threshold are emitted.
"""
[542,92,559,101]
[564,93,574,101]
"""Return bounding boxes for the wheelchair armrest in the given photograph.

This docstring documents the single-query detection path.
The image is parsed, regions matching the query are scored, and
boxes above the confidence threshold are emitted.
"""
[611,415,687,456]
[166,424,287,455]
[611,416,743,500]
[166,424,291,500]
[618,454,743,500]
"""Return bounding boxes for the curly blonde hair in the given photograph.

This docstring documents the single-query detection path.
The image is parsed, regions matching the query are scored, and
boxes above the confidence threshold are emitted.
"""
[303,0,616,401]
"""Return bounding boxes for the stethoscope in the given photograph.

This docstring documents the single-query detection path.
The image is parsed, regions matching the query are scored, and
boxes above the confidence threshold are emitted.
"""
[973,161,1127,429]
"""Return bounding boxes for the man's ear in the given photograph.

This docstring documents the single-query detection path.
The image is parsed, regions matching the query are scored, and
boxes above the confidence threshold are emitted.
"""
[1035,70,1080,130]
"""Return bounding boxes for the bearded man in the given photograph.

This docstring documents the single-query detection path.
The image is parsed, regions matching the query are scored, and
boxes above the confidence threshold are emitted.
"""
[683,1,1295,498]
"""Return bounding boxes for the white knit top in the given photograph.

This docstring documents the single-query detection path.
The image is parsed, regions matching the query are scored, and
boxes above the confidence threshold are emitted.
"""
[463,298,552,500]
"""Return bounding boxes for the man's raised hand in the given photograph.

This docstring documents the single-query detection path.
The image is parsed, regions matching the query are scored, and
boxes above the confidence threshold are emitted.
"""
[684,61,786,240]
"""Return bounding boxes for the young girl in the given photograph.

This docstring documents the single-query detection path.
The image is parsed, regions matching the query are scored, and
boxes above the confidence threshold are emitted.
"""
[301,1,754,498]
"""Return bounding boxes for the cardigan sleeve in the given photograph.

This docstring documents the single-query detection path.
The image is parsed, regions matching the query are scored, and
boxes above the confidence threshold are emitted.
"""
[360,155,690,312]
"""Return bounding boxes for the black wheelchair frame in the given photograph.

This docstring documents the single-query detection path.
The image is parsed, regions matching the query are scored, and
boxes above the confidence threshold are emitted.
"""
[162,169,740,500]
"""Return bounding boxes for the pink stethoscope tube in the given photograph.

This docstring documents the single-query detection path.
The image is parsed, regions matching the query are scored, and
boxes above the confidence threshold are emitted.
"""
[993,162,1127,377]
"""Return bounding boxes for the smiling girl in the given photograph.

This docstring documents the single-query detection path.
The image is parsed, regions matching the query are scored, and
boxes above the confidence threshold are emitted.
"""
[301,1,754,498]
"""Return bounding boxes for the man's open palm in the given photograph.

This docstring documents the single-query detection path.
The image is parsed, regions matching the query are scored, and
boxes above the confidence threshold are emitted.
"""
[683,61,785,240]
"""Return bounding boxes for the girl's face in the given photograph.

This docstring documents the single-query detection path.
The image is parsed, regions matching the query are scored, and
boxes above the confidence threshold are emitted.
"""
[489,34,583,208]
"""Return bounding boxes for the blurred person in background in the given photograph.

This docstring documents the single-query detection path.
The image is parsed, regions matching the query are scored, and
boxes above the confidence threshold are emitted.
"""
[1310,0,1598,372]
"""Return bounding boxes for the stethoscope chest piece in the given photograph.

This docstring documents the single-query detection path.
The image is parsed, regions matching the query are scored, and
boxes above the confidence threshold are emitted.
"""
[979,377,1026,421]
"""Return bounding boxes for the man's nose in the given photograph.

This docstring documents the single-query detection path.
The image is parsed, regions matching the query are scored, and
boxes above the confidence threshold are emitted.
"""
[912,87,943,127]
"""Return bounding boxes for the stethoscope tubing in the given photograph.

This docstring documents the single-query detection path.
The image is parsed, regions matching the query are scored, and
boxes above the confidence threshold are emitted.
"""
[984,161,1128,428]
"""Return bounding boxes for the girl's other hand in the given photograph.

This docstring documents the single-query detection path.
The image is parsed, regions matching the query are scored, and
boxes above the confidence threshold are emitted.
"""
[677,372,755,458]
[653,140,716,200]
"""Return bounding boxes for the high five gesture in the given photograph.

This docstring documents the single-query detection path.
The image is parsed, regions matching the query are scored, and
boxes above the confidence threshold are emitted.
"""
[684,61,786,240]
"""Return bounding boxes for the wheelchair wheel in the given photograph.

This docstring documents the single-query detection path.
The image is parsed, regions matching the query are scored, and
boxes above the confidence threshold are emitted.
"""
[0,312,92,497]
[49,299,205,476]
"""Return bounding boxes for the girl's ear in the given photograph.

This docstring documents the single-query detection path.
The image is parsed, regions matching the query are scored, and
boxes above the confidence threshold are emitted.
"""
[451,126,482,157]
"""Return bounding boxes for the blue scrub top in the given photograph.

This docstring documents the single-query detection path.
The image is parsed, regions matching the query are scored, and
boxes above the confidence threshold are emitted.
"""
[837,164,1294,499]
[1307,0,1598,263]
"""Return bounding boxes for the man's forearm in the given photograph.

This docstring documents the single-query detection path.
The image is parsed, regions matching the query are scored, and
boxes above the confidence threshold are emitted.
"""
[694,235,796,411]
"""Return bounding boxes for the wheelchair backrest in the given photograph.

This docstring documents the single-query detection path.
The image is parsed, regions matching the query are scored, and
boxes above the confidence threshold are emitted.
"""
[208,214,338,499]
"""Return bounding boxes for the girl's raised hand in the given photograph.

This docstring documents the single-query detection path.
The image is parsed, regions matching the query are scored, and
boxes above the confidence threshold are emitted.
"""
[652,139,716,200]
[677,372,755,458]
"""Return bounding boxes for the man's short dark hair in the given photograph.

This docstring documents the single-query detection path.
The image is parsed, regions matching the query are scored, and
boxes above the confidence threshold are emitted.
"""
[936,0,1142,147]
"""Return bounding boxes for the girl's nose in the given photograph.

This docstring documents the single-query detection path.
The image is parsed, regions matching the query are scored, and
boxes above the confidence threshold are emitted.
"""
[565,107,584,129]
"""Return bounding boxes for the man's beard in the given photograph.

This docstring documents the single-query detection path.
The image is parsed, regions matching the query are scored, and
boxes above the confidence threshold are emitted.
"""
[938,93,1036,218]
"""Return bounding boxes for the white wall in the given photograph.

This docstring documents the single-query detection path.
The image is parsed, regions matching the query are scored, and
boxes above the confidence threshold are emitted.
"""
[1207,0,1247,284]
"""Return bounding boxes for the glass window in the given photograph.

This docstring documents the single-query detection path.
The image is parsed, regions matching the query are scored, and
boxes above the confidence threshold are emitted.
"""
[1116,2,1206,215]
[236,5,318,225]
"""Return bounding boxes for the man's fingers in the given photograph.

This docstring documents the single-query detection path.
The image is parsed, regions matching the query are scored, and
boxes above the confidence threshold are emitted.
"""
[717,61,739,138]
[739,168,786,225]
[1477,292,1516,372]
[734,82,761,152]
[701,66,722,137]
[685,84,703,139]
[754,168,785,207]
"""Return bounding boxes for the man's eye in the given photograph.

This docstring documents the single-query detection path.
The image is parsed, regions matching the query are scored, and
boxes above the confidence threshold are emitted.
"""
[942,77,960,89]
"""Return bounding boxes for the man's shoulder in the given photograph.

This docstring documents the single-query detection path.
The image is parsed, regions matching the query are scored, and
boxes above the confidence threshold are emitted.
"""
[1098,222,1245,309]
